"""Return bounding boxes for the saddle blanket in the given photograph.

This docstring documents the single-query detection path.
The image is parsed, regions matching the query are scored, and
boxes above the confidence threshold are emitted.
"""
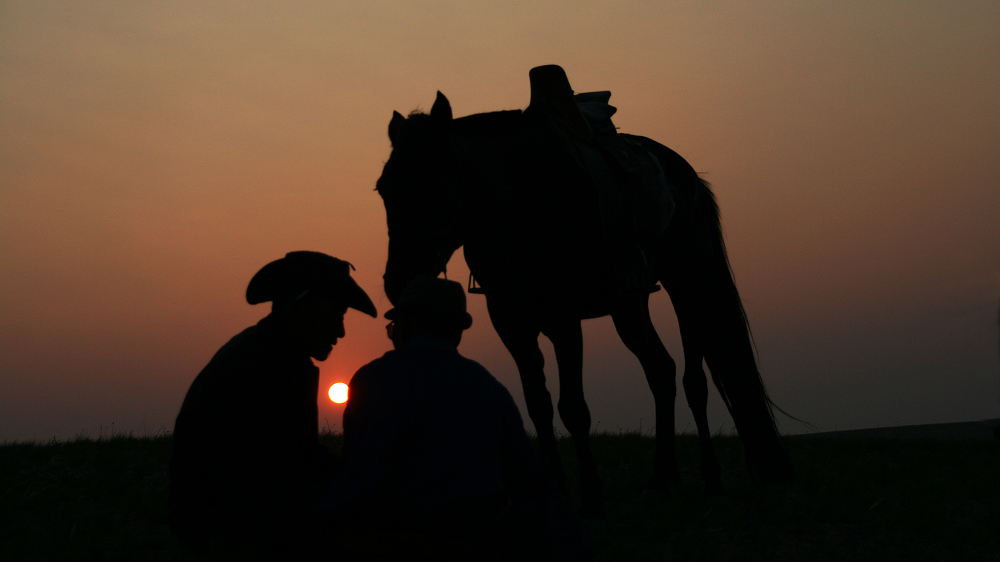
[566,91,674,245]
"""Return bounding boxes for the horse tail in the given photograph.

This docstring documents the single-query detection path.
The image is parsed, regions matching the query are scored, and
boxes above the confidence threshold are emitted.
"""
[660,170,795,483]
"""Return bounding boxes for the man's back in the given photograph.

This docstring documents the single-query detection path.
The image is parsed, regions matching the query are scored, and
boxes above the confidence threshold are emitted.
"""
[169,317,327,554]
[170,318,321,500]
[328,337,546,527]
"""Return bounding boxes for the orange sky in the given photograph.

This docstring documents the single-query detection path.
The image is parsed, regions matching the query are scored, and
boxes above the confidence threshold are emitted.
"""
[2,2,998,442]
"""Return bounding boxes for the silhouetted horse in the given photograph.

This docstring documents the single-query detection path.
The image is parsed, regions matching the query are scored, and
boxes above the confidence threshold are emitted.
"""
[376,70,793,516]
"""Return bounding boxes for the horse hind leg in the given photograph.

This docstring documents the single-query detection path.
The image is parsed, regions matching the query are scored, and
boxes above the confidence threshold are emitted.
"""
[680,346,724,495]
[610,293,679,491]
[543,318,604,518]
[661,257,725,494]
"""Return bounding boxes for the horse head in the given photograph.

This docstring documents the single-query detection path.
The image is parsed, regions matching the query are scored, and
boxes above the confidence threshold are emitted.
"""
[377,92,465,304]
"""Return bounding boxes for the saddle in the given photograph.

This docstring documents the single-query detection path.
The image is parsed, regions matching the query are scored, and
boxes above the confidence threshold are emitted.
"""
[526,65,674,293]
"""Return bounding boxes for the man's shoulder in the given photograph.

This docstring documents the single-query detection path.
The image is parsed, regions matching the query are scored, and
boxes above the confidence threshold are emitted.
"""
[354,348,401,370]
[217,324,262,352]
[178,325,260,405]
[211,319,313,367]
[395,344,492,371]
[450,352,494,376]
[418,347,510,395]
[186,320,315,399]
[353,346,494,382]
[198,325,272,374]
[348,349,402,385]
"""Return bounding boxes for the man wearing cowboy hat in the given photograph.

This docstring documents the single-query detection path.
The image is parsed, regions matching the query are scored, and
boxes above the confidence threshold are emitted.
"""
[317,277,592,559]
[169,251,376,558]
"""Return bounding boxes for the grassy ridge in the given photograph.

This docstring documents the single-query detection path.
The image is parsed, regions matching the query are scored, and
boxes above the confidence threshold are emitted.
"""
[0,435,190,561]
[1,433,997,561]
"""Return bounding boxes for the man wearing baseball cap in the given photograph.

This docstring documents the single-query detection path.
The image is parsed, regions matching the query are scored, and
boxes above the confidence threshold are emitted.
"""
[320,277,590,559]
[169,251,376,559]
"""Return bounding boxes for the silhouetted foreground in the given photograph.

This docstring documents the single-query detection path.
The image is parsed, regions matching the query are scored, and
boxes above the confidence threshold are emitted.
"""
[171,265,592,560]
[169,252,376,558]
[3,432,998,561]
[377,65,792,515]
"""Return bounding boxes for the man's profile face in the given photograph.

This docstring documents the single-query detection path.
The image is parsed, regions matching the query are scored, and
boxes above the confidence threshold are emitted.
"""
[290,295,348,361]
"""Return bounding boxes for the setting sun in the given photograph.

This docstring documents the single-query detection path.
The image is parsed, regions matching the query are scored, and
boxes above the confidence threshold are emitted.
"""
[328,382,349,404]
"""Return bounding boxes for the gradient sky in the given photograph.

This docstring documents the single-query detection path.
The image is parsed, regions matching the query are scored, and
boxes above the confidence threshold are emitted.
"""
[2,1,998,443]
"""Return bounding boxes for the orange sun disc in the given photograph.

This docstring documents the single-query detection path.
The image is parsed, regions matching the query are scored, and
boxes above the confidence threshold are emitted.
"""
[328,382,349,403]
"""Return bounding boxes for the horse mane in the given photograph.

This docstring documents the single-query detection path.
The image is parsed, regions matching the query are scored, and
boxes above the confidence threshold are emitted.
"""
[454,109,523,130]
[402,109,523,138]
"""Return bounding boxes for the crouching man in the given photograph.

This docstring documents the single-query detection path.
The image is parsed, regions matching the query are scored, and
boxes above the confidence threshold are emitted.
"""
[169,251,376,559]
[319,277,591,561]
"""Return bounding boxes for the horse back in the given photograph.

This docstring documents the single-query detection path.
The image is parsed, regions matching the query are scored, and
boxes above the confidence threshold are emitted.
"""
[458,116,683,318]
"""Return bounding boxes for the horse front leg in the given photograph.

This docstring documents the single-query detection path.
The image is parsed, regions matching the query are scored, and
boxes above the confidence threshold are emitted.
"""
[611,294,679,491]
[544,319,604,518]
[485,297,564,489]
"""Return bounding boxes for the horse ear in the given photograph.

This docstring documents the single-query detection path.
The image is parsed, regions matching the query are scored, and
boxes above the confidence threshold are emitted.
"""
[388,111,405,146]
[431,92,452,123]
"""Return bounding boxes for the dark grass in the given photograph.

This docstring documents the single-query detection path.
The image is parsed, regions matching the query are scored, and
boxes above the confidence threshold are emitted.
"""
[2,432,998,561]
